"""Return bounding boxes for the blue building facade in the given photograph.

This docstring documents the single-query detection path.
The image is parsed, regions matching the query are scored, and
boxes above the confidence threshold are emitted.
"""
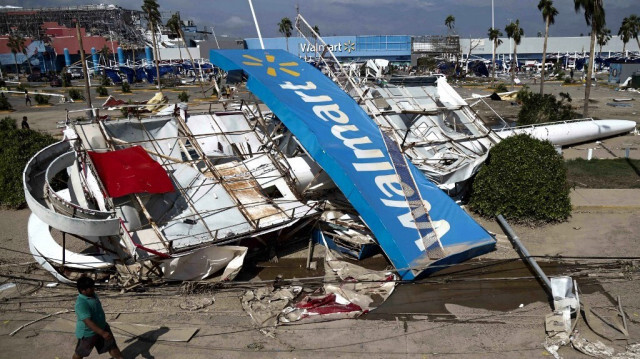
[244,35,411,63]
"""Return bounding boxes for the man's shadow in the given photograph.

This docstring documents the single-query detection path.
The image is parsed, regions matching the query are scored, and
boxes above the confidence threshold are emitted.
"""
[121,326,170,359]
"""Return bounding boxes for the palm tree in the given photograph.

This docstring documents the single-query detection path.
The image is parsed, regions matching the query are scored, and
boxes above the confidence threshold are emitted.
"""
[488,27,503,87]
[574,0,605,118]
[596,27,611,56]
[445,15,455,32]
[166,14,184,63]
[505,20,524,89]
[142,0,162,91]
[312,25,320,36]
[619,18,632,55]
[538,0,558,95]
[626,14,640,53]
[7,35,24,76]
[278,17,293,52]
[22,42,33,76]
[166,12,206,98]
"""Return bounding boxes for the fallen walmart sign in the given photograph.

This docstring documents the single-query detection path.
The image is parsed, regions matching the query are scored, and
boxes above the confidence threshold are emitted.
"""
[210,49,495,279]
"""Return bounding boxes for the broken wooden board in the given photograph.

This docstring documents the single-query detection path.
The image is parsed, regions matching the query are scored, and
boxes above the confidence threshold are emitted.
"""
[42,318,198,342]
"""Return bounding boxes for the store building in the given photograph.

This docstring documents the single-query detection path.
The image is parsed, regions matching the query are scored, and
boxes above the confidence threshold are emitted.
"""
[244,35,412,63]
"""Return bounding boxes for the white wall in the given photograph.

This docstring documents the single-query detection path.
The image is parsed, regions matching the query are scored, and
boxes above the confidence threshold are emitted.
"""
[460,36,639,56]
[157,47,201,60]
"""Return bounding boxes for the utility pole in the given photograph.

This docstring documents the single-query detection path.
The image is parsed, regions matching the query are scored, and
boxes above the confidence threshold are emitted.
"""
[248,0,264,49]
[76,21,92,117]
[491,0,495,60]
[211,26,220,49]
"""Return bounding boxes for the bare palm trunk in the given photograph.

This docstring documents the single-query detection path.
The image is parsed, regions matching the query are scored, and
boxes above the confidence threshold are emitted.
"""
[25,54,32,75]
[13,54,19,76]
[151,26,162,91]
[491,41,496,87]
[511,45,518,89]
[622,43,626,56]
[179,30,206,98]
[76,22,92,113]
[175,37,183,63]
[540,17,550,94]
[583,27,597,117]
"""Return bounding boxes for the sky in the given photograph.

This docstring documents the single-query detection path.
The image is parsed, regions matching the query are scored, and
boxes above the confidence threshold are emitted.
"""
[3,0,639,39]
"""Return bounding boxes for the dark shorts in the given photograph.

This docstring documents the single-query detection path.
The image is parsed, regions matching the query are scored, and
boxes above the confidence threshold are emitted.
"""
[75,325,118,357]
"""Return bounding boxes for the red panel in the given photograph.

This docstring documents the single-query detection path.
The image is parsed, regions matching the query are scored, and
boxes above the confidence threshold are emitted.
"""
[295,293,362,316]
[51,36,118,55]
[0,38,33,54]
[88,146,174,198]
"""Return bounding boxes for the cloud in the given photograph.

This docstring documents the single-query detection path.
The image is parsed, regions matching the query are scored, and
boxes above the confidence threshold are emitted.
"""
[0,0,634,39]
[221,16,251,29]
[324,0,434,7]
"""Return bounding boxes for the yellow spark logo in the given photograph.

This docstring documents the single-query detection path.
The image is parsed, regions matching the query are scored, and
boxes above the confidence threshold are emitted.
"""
[344,40,356,53]
[242,54,300,77]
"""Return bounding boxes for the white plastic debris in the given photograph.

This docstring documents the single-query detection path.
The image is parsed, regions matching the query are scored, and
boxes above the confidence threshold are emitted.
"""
[0,283,16,292]
[551,276,579,313]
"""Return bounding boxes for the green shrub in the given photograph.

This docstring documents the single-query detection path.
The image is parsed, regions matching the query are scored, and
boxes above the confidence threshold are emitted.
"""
[120,99,133,118]
[559,92,572,102]
[34,94,50,105]
[100,75,111,87]
[96,85,108,97]
[563,78,573,85]
[493,83,508,92]
[62,72,72,87]
[469,134,571,223]
[68,88,84,101]
[0,116,16,131]
[16,83,27,92]
[515,84,530,102]
[121,81,131,93]
[0,95,11,111]
[178,91,189,102]
[417,57,438,72]
[0,119,57,208]
[516,88,579,126]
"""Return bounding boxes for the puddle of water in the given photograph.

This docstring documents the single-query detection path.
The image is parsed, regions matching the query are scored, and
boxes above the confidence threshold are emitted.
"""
[366,259,604,320]
[236,254,606,321]
[236,257,325,282]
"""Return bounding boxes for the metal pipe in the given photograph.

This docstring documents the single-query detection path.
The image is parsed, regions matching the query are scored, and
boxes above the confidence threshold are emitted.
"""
[62,232,66,266]
[76,22,92,115]
[306,236,315,270]
[496,214,552,296]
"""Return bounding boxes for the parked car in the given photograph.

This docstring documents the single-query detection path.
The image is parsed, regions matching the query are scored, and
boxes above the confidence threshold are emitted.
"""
[67,66,84,79]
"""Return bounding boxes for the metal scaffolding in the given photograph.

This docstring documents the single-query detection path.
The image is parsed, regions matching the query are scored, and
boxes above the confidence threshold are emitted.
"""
[0,5,145,48]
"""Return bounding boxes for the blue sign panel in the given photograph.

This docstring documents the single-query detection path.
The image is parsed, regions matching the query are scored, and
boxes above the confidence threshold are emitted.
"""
[210,49,495,279]
[609,63,622,84]
[244,35,411,59]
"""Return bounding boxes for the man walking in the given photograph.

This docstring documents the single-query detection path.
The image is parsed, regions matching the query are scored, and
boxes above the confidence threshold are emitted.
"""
[73,277,123,359]
[24,90,31,106]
